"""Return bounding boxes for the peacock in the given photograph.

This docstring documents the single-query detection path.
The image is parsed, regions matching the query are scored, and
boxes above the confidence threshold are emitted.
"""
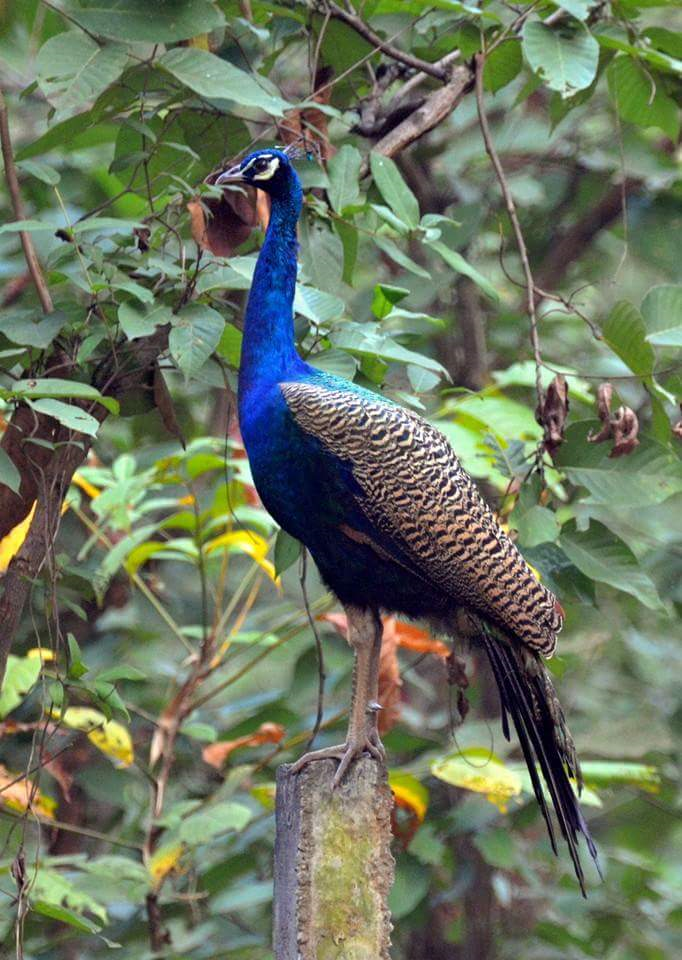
[216,146,600,893]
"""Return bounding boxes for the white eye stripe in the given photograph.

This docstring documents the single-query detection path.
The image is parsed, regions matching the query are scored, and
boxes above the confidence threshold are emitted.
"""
[241,153,273,174]
[252,157,280,181]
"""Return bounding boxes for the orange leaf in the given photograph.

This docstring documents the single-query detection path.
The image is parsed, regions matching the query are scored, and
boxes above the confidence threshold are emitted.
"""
[390,621,450,659]
[377,622,402,736]
[202,722,285,770]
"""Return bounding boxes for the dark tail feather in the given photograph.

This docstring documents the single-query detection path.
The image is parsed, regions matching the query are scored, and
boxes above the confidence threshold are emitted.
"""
[480,625,601,896]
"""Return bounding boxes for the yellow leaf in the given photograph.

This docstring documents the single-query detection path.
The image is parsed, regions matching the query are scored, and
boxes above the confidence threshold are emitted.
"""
[149,842,185,887]
[204,530,278,583]
[0,502,36,574]
[0,764,57,819]
[26,647,55,662]
[177,493,195,506]
[53,707,134,767]
[389,772,429,822]
[71,472,101,500]
[431,750,522,813]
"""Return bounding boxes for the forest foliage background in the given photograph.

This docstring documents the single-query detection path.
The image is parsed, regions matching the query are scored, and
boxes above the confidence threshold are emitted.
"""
[0,2,681,958]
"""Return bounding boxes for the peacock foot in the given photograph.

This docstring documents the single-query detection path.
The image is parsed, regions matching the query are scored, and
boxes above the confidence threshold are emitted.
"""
[291,730,386,789]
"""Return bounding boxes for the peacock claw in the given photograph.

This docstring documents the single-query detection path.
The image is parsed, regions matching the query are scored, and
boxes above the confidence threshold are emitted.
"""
[291,732,386,788]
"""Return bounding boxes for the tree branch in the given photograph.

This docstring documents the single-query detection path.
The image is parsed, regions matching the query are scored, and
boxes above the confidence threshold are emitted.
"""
[319,2,449,81]
[0,90,54,314]
[360,65,473,170]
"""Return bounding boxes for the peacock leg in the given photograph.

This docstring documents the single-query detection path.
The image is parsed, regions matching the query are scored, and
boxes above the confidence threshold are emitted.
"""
[291,605,385,787]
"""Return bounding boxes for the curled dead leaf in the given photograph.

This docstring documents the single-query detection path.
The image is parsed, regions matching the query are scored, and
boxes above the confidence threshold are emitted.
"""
[537,374,569,456]
[609,405,640,457]
[188,185,270,258]
[588,382,640,456]
[202,721,285,770]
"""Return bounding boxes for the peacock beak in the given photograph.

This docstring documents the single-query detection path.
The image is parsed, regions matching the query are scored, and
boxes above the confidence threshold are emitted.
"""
[216,164,245,185]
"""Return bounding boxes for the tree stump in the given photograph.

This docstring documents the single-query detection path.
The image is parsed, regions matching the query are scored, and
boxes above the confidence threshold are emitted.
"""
[274,757,394,959]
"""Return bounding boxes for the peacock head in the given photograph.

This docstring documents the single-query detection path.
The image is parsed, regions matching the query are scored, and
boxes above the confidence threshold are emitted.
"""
[216,147,301,201]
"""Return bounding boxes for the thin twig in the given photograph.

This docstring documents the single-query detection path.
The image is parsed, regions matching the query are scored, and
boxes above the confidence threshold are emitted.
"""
[474,54,543,408]
[0,90,54,314]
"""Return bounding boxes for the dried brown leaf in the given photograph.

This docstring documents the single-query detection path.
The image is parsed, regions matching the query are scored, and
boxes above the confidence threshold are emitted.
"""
[538,374,569,455]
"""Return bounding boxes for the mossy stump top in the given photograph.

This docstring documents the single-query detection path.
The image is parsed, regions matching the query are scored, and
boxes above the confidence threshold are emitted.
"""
[274,757,394,960]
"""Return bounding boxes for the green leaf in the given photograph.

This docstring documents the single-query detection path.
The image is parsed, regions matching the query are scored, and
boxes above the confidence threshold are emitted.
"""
[97,665,147,683]
[36,33,129,113]
[181,721,217,742]
[309,349,358,379]
[327,144,362,214]
[579,761,661,792]
[0,448,21,495]
[483,40,523,94]
[216,323,243,367]
[0,654,42,718]
[371,284,410,320]
[118,302,173,340]
[473,828,517,868]
[560,520,665,611]
[0,309,65,348]
[158,47,288,116]
[607,56,680,141]
[10,378,109,403]
[32,900,101,935]
[32,866,108,926]
[427,239,499,302]
[370,153,420,230]
[550,0,595,19]
[389,855,430,920]
[63,0,224,43]
[294,285,345,326]
[602,301,655,376]
[16,159,61,185]
[513,505,561,548]
[522,21,599,97]
[556,425,682,508]
[67,633,89,680]
[641,284,682,346]
[274,529,301,578]
[374,235,431,279]
[170,303,224,379]
[27,399,100,437]
[332,321,447,378]
[178,801,252,845]
[0,219,57,234]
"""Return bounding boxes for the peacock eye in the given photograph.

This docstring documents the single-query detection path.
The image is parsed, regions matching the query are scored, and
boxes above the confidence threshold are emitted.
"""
[253,158,270,172]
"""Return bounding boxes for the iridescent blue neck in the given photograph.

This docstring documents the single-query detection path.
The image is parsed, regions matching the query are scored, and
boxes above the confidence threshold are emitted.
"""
[238,171,303,398]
